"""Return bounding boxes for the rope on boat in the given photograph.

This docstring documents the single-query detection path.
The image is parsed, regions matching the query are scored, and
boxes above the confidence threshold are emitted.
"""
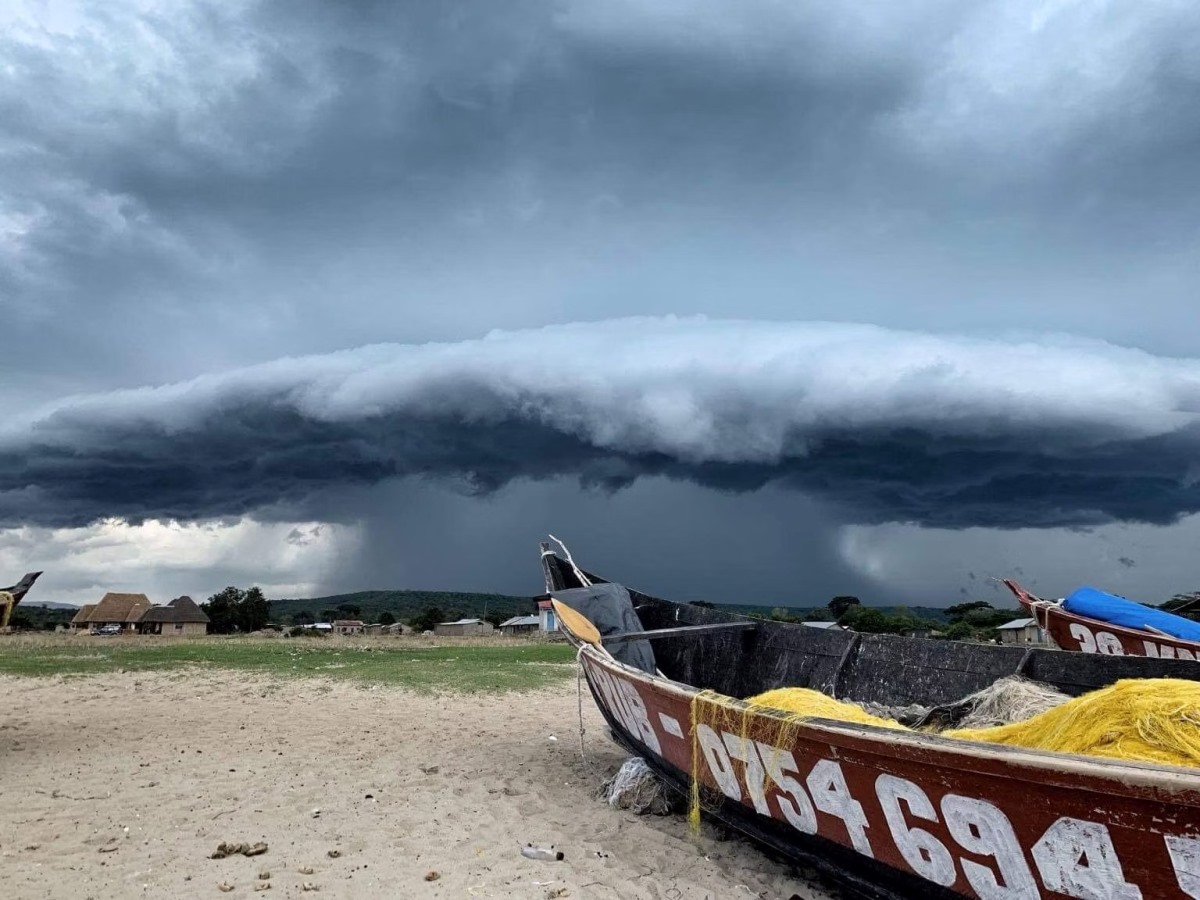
[576,645,589,767]
[548,534,591,587]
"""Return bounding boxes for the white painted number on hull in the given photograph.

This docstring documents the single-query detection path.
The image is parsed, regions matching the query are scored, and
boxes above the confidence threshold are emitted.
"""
[754,741,818,835]
[942,794,1038,900]
[696,724,741,801]
[1167,835,1200,898]
[1068,623,1125,655]
[876,774,955,886]
[1031,817,1142,900]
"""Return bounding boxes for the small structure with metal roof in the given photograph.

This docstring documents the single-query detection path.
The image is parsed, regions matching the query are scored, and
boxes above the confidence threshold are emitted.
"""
[434,618,495,637]
[996,616,1046,645]
[499,614,540,636]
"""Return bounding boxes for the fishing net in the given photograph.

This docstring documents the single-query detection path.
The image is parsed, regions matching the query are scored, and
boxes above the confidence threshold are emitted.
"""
[598,757,676,815]
[855,700,931,726]
[749,688,908,730]
[946,678,1200,767]
[951,676,1069,730]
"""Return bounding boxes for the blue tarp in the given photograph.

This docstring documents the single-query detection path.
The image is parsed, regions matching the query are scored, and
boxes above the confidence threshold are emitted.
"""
[1063,586,1200,642]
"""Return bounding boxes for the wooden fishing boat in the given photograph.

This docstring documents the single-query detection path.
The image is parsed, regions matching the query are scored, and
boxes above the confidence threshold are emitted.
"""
[541,544,1200,900]
[1005,579,1200,661]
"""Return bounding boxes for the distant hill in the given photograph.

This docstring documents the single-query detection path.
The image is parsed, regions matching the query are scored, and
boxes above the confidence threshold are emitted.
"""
[273,590,967,627]
[22,601,80,611]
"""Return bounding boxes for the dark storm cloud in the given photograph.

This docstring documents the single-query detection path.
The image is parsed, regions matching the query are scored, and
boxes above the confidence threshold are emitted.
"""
[314,477,880,607]
[2,318,1199,530]
[6,0,1200,406]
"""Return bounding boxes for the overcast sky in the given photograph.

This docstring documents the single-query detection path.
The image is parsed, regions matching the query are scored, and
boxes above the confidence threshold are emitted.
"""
[3,0,1200,608]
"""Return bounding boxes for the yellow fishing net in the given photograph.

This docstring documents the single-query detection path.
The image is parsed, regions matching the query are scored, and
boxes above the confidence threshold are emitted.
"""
[741,679,1200,767]
[747,687,909,731]
[946,678,1200,767]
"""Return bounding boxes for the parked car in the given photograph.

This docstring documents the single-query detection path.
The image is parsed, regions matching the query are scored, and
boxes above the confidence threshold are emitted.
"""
[95,624,121,636]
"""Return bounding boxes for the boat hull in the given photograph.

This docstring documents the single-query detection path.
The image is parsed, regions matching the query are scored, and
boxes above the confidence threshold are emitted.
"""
[1006,580,1200,660]
[580,646,1200,900]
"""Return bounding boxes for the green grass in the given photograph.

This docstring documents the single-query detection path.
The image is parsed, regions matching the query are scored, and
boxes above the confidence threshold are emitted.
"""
[0,636,577,693]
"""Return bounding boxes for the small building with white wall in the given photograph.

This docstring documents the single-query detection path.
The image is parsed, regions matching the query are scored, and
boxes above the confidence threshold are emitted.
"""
[434,618,494,637]
[997,617,1047,645]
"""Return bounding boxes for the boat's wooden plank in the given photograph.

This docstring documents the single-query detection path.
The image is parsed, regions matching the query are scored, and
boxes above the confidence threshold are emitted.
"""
[603,621,758,644]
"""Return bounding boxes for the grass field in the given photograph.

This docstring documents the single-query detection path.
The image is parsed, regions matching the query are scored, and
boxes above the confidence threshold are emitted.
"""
[0,634,578,692]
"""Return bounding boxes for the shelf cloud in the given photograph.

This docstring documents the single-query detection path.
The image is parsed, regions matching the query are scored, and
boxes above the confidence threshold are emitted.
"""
[3,318,1198,531]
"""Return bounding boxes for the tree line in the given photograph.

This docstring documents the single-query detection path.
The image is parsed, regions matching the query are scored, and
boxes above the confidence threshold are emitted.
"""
[766,595,1020,641]
[198,591,510,634]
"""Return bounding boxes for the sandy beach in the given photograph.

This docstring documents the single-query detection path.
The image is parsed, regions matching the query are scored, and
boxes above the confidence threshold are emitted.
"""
[0,670,831,900]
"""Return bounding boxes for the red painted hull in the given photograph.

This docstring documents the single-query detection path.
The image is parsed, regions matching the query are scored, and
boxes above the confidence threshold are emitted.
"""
[579,645,1200,899]
[1005,580,1200,660]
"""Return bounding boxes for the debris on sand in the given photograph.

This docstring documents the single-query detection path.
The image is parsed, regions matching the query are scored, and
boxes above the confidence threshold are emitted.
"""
[424,871,441,882]
[598,758,678,816]
[211,842,268,859]
[253,882,271,892]
[298,866,314,875]
[218,883,234,893]
[326,849,341,859]
[521,844,564,861]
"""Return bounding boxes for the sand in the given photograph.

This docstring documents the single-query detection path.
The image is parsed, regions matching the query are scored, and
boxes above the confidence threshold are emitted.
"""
[0,671,832,900]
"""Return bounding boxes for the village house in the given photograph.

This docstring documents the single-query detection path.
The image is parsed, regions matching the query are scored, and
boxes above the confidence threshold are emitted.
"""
[70,593,210,635]
[499,614,540,636]
[535,598,557,632]
[137,596,210,635]
[996,617,1047,645]
[332,619,365,635]
[434,618,494,637]
[69,604,97,632]
[71,592,152,634]
[529,596,569,641]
